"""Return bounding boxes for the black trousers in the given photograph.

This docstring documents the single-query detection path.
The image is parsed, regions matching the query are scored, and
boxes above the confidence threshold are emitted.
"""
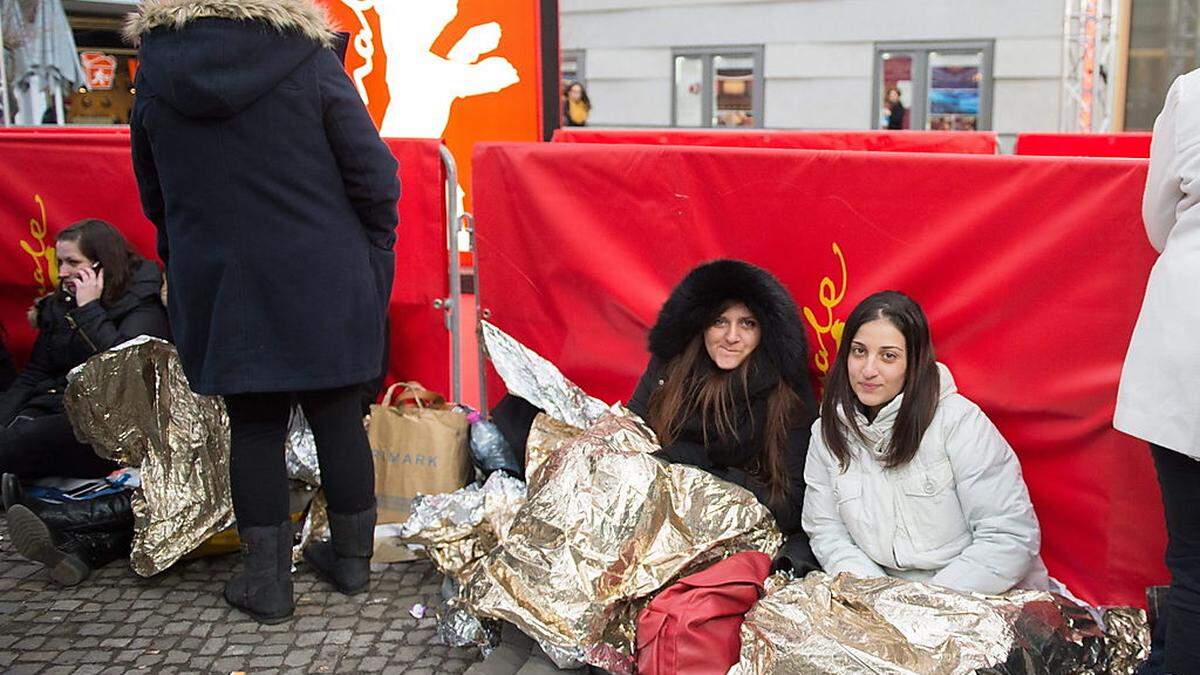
[0,414,117,480]
[1151,443,1200,674]
[225,384,375,527]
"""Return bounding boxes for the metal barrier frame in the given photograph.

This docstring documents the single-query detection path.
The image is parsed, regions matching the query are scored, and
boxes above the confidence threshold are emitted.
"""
[437,145,463,404]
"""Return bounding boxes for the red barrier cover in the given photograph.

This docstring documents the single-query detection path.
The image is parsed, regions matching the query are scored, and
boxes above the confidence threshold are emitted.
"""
[474,142,1162,608]
[554,128,999,155]
[1014,132,1153,158]
[0,130,450,395]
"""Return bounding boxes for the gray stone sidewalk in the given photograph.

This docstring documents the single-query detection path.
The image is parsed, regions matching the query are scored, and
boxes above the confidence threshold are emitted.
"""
[0,526,482,674]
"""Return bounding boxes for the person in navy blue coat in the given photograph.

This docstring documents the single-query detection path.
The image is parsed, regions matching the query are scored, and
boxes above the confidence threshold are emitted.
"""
[127,0,400,624]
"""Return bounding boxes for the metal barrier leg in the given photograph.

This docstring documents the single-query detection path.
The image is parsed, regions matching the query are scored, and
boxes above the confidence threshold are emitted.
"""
[438,145,462,403]
[462,213,489,414]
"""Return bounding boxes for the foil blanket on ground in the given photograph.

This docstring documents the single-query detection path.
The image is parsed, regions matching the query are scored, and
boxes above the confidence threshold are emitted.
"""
[730,572,1151,674]
[460,407,782,674]
[63,337,234,577]
[399,471,528,580]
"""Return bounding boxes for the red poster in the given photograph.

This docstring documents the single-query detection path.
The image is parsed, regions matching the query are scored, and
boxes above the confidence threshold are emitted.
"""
[474,142,1163,608]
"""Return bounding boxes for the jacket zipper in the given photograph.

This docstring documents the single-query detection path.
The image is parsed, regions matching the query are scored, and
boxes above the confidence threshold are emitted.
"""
[65,313,99,353]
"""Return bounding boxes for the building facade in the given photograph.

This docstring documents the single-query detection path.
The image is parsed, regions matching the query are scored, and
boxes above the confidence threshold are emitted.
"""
[560,0,1067,134]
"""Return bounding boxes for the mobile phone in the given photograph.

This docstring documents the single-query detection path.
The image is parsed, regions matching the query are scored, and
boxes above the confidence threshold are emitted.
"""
[91,261,101,271]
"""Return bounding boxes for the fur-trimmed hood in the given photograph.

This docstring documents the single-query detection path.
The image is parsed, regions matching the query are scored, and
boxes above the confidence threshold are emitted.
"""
[127,0,338,118]
[649,259,813,396]
[123,0,336,47]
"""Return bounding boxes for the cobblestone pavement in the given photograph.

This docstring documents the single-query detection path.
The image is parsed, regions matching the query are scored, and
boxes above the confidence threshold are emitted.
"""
[0,525,483,674]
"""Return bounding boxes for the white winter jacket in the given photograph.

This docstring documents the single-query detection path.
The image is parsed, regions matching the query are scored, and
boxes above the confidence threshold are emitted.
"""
[802,363,1049,595]
[1114,70,1200,460]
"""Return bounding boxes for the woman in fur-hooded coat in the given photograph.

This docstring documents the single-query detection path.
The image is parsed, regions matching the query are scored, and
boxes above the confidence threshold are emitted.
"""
[629,259,820,573]
[126,0,399,624]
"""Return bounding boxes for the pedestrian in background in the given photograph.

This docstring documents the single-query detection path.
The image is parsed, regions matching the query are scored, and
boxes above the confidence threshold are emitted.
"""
[127,0,400,624]
[1114,68,1200,673]
[563,81,591,127]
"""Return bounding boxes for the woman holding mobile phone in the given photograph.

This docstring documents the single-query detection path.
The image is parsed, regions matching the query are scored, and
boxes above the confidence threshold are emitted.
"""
[1,218,169,586]
[0,218,169,479]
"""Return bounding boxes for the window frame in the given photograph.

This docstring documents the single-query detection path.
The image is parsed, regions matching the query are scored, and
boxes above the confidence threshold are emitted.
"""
[671,45,765,128]
[872,40,995,131]
[561,49,587,89]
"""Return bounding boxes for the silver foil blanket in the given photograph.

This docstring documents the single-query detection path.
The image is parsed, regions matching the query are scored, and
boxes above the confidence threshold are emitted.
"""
[479,320,608,429]
[63,337,234,577]
[459,407,782,674]
[730,572,1151,674]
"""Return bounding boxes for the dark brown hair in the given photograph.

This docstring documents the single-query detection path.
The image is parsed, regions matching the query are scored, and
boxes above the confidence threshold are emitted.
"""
[820,291,939,471]
[648,304,802,506]
[56,219,142,306]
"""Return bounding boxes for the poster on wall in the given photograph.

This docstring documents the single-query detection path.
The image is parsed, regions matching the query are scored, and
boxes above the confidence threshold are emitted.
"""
[315,0,545,212]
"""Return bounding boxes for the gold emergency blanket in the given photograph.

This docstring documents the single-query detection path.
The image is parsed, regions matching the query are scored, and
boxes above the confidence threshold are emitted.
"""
[730,572,1151,675]
[399,471,528,580]
[64,337,234,577]
[460,407,783,674]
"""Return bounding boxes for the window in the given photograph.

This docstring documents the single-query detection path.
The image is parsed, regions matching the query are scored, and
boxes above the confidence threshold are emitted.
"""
[672,47,764,128]
[561,50,585,89]
[873,42,994,131]
[1123,0,1186,131]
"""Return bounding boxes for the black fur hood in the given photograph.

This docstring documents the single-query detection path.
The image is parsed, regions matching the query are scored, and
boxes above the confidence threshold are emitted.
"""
[648,259,813,395]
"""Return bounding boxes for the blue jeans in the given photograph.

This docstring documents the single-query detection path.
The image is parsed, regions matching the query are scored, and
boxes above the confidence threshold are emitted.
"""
[1151,443,1200,674]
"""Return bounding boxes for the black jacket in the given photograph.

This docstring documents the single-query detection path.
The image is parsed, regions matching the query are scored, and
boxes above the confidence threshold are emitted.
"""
[0,259,170,426]
[629,259,820,574]
[0,331,15,393]
[127,0,400,395]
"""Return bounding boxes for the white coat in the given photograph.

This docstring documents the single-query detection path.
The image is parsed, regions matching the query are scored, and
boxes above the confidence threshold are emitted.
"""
[802,363,1049,595]
[1114,70,1200,460]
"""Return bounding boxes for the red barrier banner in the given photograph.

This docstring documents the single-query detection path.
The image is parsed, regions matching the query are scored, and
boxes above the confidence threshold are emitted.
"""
[553,128,999,154]
[1014,132,1153,158]
[0,130,450,395]
[474,142,1162,608]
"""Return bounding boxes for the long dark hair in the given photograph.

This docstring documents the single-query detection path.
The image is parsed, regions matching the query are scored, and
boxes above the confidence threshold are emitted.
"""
[563,80,591,109]
[648,303,802,506]
[56,219,143,306]
[820,291,939,471]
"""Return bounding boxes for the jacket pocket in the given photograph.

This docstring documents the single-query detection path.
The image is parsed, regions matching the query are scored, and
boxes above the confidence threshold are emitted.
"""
[899,460,969,550]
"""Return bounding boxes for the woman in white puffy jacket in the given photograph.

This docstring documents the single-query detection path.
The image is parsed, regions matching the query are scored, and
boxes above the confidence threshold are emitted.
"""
[802,291,1048,595]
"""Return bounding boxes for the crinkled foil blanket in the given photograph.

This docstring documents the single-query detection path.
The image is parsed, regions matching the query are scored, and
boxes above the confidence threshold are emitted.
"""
[404,323,781,674]
[729,572,1150,675]
[64,337,320,576]
[408,323,1149,674]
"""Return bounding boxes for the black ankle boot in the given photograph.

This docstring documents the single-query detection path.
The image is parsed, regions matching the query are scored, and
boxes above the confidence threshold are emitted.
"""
[224,521,294,624]
[6,505,92,586]
[2,473,22,511]
[303,506,375,595]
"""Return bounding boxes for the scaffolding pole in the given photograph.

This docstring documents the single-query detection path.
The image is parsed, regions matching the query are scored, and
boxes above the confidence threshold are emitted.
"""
[1061,0,1121,132]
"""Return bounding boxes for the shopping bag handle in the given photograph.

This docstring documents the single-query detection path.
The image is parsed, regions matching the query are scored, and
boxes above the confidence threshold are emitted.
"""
[381,381,446,409]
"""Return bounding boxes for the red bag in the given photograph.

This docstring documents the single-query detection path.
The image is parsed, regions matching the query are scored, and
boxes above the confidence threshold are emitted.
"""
[636,551,772,675]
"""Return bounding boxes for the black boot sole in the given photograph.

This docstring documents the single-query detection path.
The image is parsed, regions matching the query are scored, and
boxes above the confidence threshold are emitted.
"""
[7,505,90,586]
[226,602,294,625]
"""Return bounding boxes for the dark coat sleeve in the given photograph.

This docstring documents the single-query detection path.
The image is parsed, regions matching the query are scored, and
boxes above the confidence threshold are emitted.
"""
[627,355,663,421]
[0,329,55,426]
[130,77,169,266]
[316,49,401,249]
[67,298,171,354]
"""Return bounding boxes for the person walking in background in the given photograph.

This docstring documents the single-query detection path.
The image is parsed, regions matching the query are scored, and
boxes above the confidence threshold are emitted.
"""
[126,0,400,624]
[1114,69,1200,674]
[562,81,590,127]
[884,87,906,130]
